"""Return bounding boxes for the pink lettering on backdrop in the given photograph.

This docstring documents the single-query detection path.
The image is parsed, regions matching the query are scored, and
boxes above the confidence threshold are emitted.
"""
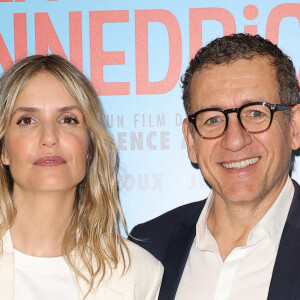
[135,9,182,95]
[266,4,300,44]
[244,4,258,35]
[90,10,129,96]
[0,36,13,70]
[35,12,67,59]
[0,13,26,71]
[14,13,27,61]
[69,12,83,71]
[189,8,236,59]
[36,12,83,71]
[266,3,300,82]
[0,5,299,88]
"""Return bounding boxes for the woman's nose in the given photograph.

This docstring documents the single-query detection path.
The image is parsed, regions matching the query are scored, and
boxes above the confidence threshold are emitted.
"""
[39,123,59,148]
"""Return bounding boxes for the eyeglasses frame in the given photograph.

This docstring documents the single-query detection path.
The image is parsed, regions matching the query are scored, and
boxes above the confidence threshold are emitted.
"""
[188,101,293,139]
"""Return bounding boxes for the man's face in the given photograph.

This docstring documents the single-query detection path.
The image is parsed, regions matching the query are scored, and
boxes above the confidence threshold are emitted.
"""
[183,56,297,204]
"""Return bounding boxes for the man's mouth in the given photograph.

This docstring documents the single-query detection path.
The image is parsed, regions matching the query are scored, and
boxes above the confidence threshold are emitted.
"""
[222,157,260,169]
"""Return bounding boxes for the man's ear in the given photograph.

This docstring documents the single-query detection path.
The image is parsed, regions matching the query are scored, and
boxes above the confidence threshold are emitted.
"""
[291,104,300,150]
[1,145,10,166]
[182,118,198,164]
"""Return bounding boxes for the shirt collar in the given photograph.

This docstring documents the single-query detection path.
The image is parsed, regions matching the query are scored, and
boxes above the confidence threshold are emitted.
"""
[196,190,216,251]
[196,177,294,251]
[251,176,294,249]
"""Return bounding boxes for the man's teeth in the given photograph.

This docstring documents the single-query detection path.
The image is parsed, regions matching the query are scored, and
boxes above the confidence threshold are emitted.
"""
[222,157,259,169]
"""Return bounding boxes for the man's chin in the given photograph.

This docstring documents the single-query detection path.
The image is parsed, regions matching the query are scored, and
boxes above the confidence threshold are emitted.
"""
[217,185,265,204]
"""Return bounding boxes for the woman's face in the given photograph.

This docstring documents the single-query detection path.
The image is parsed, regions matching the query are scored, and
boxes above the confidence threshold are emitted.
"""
[1,71,90,194]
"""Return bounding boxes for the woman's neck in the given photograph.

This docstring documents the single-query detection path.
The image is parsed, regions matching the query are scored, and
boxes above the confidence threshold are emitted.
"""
[10,187,75,257]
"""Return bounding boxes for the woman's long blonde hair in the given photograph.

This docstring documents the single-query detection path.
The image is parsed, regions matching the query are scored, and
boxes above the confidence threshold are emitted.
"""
[0,55,129,296]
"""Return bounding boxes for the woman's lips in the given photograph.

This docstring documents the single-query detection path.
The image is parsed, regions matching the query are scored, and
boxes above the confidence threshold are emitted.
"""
[33,155,66,167]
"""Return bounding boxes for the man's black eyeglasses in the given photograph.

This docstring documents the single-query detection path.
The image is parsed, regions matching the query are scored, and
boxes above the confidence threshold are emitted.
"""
[188,101,293,139]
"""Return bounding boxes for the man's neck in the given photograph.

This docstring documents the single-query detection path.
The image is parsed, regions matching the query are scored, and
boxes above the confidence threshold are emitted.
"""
[207,179,289,260]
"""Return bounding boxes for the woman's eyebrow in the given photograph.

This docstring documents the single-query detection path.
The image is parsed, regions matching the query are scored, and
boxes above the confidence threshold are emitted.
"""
[57,106,82,113]
[11,105,82,116]
[11,107,39,117]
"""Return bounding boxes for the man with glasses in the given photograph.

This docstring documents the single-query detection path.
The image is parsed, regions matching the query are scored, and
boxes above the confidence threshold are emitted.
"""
[129,33,300,300]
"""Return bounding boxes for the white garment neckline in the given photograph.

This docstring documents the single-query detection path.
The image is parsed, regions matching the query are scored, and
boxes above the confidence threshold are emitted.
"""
[13,248,68,271]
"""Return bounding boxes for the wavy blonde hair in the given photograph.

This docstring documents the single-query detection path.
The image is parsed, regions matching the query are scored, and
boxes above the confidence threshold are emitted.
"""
[0,55,129,297]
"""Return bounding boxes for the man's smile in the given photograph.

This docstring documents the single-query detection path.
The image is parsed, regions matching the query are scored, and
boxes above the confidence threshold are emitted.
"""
[222,157,260,169]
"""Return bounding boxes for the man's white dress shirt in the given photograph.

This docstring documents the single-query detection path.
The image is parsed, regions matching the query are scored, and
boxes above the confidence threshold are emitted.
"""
[175,177,295,300]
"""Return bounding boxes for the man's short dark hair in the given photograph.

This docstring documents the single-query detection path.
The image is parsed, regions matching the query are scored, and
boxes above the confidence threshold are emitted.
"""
[181,33,299,115]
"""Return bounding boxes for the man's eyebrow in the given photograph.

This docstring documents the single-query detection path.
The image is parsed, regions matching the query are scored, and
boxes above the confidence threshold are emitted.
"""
[195,98,268,111]
[11,105,82,116]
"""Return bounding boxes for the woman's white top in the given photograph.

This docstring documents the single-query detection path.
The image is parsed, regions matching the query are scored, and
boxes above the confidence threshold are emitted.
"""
[0,233,163,300]
[14,248,77,300]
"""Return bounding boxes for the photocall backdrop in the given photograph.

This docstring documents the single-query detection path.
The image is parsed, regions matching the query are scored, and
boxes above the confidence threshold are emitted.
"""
[0,0,299,233]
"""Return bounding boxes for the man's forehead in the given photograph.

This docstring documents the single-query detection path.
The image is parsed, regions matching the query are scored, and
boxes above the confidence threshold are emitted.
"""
[193,56,274,79]
[189,57,278,111]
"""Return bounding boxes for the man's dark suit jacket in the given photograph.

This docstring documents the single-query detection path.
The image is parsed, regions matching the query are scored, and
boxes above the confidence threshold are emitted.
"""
[129,180,300,300]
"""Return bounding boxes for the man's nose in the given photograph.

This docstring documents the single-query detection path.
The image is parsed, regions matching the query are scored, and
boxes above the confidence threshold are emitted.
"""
[221,114,252,151]
[39,123,59,148]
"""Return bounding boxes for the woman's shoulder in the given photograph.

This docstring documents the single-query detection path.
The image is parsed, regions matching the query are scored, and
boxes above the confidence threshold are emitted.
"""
[108,238,163,299]
[124,238,161,263]
[123,238,163,275]
[91,239,163,299]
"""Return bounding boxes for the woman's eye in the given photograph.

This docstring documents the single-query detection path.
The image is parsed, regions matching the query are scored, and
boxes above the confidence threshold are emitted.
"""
[60,116,79,124]
[17,116,36,125]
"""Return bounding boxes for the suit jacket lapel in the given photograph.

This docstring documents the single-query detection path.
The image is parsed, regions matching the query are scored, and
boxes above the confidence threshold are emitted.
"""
[158,222,196,300]
[268,180,300,300]
[158,201,206,300]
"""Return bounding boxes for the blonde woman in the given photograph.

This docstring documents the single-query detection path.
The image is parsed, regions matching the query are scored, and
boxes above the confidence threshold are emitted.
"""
[0,55,163,299]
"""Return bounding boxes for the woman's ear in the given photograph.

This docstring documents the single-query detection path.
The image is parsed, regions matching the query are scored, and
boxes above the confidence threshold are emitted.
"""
[1,145,10,166]
[291,104,300,150]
